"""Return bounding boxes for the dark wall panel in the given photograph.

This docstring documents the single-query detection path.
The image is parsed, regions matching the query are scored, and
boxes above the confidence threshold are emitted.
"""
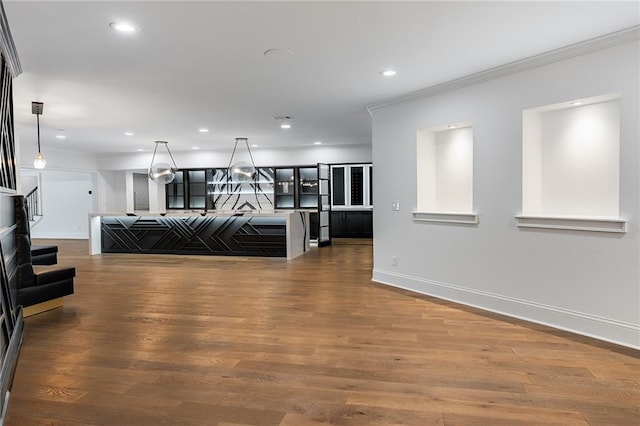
[102,215,287,257]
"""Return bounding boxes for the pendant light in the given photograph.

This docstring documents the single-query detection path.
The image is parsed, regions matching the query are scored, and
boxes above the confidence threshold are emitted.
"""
[225,137,262,210]
[32,101,46,169]
[227,137,257,185]
[148,141,178,184]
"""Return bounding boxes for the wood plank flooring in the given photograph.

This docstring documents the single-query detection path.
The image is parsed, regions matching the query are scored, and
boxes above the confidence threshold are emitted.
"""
[6,239,639,425]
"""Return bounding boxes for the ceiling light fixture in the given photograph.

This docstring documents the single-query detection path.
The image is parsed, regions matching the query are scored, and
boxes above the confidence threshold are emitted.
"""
[31,101,46,169]
[280,123,291,129]
[314,141,322,145]
[109,21,139,33]
[148,141,178,184]
[136,148,144,152]
[264,49,295,57]
[125,131,134,136]
[198,128,209,133]
[571,101,583,106]
[226,138,261,209]
[448,125,457,129]
[192,147,199,150]
[380,70,397,77]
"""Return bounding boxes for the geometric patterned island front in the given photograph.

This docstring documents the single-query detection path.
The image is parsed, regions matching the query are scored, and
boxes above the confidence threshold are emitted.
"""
[101,215,288,257]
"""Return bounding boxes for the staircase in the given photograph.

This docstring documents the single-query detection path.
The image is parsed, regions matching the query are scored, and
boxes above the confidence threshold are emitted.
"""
[25,186,43,227]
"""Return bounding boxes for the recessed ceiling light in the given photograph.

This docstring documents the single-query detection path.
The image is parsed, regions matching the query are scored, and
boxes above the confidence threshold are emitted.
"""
[314,141,322,145]
[109,22,140,33]
[264,49,295,57]
[136,148,144,152]
[124,131,134,136]
[198,128,209,133]
[380,70,397,77]
[280,124,291,129]
[448,125,457,129]
[55,134,66,139]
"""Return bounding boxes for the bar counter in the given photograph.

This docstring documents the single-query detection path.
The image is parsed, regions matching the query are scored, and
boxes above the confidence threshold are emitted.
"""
[89,211,309,259]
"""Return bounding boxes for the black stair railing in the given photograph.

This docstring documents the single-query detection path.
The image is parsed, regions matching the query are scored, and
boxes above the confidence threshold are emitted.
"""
[24,186,41,222]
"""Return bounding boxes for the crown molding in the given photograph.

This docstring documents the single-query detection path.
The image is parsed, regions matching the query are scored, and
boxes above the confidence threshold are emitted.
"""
[367,25,640,114]
[0,2,21,77]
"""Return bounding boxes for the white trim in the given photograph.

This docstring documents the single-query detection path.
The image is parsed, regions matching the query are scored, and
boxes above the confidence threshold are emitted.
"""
[0,224,16,239]
[515,215,626,233]
[372,269,640,350]
[413,211,478,225]
[367,26,640,113]
[0,2,21,77]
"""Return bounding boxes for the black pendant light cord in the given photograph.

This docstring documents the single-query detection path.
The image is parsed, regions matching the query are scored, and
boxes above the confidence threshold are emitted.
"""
[36,113,41,152]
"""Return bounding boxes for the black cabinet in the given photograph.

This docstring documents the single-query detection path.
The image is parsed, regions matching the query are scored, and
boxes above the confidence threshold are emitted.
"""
[331,210,373,238]
[274,166,318,209]
[166,167,275,211]
[274,166,324,243]
[331,164,372,209]
[166,171,185,209]
[330,163,372,238]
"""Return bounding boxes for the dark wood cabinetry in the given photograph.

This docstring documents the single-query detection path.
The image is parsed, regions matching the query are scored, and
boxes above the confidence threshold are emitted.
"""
[331,210,373,238]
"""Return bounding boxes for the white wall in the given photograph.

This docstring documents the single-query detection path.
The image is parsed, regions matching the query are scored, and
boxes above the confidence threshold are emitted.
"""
[20,145,98,171]
[96,170,127,212]
[540,101,620,217]
[96,144,372,170]
[370,40,639,348]
[31,170,98,239]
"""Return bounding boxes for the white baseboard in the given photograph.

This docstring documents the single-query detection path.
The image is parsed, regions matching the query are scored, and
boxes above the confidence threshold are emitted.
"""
[31,232,87,240]
[372,268,640,350]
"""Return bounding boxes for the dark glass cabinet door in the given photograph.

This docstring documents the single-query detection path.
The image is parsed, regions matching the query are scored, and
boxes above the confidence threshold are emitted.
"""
[187,170,207,209]
[331,167,345,206]
[166,171,185,209]
[275,168,295,208]
[298,167,318,208]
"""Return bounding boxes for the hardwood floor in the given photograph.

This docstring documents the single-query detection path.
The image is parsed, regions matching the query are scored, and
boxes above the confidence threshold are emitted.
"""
[6,239,639,425]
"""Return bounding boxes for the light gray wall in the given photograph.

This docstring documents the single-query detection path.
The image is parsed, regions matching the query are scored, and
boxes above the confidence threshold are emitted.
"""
[96,144,372,170]
[370,40,639,348]
[20,145,98,171]
[31,170,98,239]
[96,170,127,213]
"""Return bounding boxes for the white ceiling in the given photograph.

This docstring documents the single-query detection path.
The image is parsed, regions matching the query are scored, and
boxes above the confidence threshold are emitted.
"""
[4,1,639,154]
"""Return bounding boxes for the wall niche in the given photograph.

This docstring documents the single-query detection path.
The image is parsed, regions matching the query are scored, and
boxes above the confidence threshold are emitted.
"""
[414,122,477,224]
[518,93,626,233]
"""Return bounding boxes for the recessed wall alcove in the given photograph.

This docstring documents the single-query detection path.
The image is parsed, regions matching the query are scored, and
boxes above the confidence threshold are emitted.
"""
[518,93,625,233]
[414,123,477,224]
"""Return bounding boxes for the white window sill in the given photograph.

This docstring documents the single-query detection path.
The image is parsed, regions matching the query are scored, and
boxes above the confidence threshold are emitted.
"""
[515,215,626,233]
[412,211,478,225]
